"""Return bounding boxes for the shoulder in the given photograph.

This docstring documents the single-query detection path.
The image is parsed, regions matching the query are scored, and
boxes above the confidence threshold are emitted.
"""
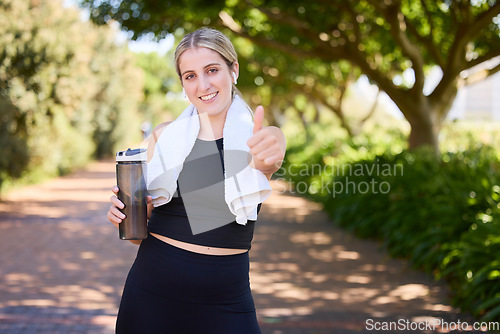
[147,121,172,162]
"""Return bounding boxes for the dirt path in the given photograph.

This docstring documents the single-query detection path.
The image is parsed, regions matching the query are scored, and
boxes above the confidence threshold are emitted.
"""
[0,160,481,333]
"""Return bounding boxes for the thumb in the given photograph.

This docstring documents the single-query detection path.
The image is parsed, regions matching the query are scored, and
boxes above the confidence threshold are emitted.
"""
[253,105,264,134]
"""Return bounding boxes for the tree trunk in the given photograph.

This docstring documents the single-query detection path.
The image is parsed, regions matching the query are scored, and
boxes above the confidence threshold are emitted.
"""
[405,79,459,153]
[407,114,440,153]
[395,94,442,154]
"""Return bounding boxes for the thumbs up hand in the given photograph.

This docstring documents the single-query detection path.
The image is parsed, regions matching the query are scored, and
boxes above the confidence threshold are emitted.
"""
[247,105,286,177]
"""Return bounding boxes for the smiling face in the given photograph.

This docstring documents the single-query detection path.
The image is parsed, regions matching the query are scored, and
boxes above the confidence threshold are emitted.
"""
[179,47,238,121]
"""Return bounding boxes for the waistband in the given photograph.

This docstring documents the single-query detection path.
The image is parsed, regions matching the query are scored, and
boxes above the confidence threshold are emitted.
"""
[129,234,252,304]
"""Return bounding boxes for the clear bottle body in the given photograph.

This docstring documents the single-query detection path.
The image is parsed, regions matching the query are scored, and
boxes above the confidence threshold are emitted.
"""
[116,161,148,240]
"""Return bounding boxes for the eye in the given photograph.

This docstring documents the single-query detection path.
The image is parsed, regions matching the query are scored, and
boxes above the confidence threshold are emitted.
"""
[208,68,218,74]
[184,74,195,80]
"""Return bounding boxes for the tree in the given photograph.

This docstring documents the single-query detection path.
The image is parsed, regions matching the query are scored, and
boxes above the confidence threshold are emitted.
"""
[0,0,143,191]
[132,50,188,126]
[79,0,500,152]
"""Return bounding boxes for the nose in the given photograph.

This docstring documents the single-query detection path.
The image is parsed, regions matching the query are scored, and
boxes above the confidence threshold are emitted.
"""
[199,74,211,91]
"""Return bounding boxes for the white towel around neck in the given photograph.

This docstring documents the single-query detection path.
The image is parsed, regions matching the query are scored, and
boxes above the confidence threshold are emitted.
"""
[146,95,272,225]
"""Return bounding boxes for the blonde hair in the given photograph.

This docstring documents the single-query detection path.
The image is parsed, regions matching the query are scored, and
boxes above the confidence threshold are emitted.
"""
[174,28,240,98]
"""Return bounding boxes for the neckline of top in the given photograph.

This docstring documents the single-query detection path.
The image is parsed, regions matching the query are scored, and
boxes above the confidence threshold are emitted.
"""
[196,137,223,143]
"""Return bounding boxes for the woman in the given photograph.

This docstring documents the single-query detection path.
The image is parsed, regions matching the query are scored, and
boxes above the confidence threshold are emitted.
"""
[107,27,286,333]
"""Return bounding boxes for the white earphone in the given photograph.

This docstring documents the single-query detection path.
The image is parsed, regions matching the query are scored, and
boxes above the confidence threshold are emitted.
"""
[232,72,237,85]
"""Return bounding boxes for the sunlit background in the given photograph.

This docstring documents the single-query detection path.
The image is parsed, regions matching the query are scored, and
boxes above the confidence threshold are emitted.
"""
[1,0,499,333]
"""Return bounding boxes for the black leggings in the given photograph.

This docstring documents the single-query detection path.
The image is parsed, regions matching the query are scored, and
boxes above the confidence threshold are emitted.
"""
[116,234,261,334]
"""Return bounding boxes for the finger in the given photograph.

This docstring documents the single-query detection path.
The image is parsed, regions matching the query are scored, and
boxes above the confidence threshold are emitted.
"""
[110,205,126,220]
[112,185,119,195]
[247,131,262,148]
[107,211,120,229]
[253,144,280,161]
[110,195,125,209]
[263,154,283,167]
[107,209,123,227]
[255,149,280,167]
[107,211,120,227]
[253,105,264,135]
[249,134,278,156]
[247,126,271,148]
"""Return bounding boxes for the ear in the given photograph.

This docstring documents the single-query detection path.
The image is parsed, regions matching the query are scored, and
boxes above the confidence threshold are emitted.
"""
[232,61,239,83]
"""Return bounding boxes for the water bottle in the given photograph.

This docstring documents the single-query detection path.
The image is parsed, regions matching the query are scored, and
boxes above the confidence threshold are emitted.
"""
[116,148,148,240]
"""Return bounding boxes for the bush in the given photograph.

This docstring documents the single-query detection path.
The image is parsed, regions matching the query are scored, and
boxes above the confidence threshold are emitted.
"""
[280,127,500,321]
[0,0,144,193]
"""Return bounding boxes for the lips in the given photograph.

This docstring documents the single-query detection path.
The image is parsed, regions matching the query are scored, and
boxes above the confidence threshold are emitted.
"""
[199,91,218,101]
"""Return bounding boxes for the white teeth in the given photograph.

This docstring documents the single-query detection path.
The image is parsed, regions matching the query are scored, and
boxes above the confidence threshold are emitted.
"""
[200,92,217,101]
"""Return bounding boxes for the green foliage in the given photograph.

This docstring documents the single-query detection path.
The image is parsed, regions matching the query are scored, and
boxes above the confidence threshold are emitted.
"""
[0,0,144,192]
[279,121,500,321]
[132,50,188,126]
[78,0,500,151]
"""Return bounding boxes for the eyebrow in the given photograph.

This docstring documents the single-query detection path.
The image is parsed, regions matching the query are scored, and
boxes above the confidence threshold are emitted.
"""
[181,62,222,77]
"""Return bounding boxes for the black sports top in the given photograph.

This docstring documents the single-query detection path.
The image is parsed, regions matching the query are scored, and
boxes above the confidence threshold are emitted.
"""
[147,137,261,249]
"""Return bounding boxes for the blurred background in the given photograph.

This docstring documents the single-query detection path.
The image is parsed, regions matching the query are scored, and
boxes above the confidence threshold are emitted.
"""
[1,0,500,332]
